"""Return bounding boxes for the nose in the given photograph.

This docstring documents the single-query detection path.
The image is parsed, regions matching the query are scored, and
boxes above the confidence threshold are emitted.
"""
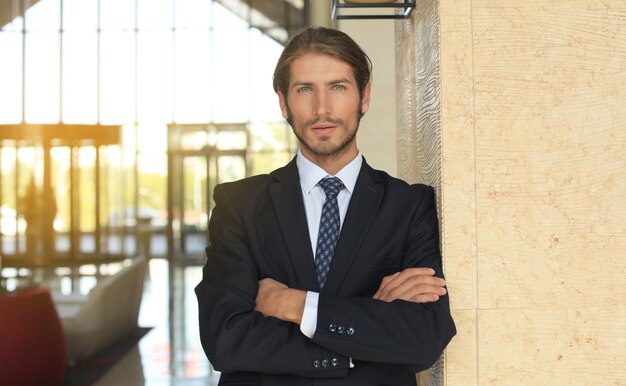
[313,90,332,116]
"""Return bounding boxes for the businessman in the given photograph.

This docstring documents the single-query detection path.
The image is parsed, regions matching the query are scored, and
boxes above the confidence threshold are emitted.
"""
[195,26,456,385]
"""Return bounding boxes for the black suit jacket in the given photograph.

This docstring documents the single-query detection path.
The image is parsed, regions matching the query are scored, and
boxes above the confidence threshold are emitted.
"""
[195,158,456,386]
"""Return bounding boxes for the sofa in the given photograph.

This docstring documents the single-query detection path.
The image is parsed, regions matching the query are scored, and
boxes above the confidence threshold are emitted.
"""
[53,256,148,362]
[0,287,68,386]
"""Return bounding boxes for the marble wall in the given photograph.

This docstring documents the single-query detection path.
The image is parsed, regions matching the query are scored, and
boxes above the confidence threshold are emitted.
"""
[397,0,626,384]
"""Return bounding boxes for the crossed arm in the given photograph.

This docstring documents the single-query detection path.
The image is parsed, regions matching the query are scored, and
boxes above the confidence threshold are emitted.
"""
[254,267,447,325]
[196,183,456,377]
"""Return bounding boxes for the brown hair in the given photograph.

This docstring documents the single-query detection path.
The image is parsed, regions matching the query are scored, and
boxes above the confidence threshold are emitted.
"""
[272,27,372,98]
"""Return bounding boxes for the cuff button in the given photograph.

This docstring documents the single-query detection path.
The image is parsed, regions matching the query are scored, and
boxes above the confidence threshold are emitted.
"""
[331,357,339,367]
[328,323,337,333]
[337,325,345,334]
[313,359,321,368]
[322,359,330,368]
[347,327,355,336]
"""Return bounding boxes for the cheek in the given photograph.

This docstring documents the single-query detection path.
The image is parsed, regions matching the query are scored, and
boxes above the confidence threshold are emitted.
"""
[289,104,312,123]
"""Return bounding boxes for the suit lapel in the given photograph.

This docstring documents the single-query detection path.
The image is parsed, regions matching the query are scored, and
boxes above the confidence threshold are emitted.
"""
[269,160,319,291]
[323,161,384,294]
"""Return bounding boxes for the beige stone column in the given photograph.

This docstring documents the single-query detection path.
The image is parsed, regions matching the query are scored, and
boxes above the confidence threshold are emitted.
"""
[309,0,333,27]
[339,19,398,176]
[397,0,626,384]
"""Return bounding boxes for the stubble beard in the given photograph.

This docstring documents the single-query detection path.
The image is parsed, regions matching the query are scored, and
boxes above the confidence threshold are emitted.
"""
[286,103,363,158]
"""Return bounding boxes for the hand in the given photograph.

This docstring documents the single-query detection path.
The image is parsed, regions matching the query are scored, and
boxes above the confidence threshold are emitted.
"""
[255,277,306,325]
[373,268,447,303]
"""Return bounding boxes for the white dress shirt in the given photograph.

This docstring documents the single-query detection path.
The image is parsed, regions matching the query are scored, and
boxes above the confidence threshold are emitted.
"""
[296,149,363,339]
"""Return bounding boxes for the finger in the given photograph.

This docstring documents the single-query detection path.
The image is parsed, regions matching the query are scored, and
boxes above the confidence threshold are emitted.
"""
[381,280,446,302]
[410,294,440,303]
[385,268,438,288]
[377,272,401,291]
[379,274,445,299]
[398,267,436,278]
[399,284,447,300]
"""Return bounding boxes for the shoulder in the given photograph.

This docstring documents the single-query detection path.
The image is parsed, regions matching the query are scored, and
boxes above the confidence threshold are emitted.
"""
[213,174,273,201]
[365,164,435,199]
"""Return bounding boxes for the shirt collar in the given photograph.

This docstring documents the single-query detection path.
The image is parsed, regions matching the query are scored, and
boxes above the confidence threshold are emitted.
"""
[296,149,362,194]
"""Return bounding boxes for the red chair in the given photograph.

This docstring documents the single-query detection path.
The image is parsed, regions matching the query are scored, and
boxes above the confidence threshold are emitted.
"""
[0,287,67,386]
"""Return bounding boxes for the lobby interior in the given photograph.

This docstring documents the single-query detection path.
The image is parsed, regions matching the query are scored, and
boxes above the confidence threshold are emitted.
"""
[0,0,320,385]
[3,1,625,386]
[1,0,406,384]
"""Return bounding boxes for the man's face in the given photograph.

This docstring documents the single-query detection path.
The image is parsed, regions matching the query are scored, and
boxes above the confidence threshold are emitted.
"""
[278,53,371,161]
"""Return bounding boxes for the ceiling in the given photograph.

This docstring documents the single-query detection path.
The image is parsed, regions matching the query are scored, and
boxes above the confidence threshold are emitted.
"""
[0,0,39,28]
[0,0,306,43]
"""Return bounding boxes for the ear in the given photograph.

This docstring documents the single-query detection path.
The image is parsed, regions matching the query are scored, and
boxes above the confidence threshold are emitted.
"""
[277,91,289,119]
[360,82,371,115]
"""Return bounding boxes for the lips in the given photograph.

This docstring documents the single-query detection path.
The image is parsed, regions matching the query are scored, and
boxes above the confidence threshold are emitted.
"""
[311,124,336,134]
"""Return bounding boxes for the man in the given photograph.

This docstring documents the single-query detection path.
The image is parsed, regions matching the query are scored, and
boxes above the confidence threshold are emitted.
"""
[195,27,456,385]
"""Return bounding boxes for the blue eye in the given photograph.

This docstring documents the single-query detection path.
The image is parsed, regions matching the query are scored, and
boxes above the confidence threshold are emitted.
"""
[297,86,311,93]
[333,85,346,91]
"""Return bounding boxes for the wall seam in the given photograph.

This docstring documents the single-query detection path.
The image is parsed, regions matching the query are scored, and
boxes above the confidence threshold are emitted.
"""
[469,0,479,384]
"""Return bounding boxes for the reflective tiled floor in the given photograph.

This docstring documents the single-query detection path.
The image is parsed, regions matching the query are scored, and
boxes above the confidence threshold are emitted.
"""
[93,258,221,386]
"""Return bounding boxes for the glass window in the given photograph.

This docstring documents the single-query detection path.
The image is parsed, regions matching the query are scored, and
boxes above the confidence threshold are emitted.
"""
[100,32,135,124]
[249,28,284,122]
[137,153,167,219]
[137,31,173,123]
[62,32,98,124]
[137,123,167,153]
[138,0,173,30]
[212,28,250,123]
[78,146,97,234]
[216,130,246,150]
[100,0,136,31]
[63,0,97,31]
[50,146,70,225]
[212,2,249,29]
[0,0,305,262]
[175,0,212,29]
[174,30,212,123]
[1,11,22,32]
[0,32,23,123]
[217,155,246,184]
[25,0,60,31]
[25,32,60,123]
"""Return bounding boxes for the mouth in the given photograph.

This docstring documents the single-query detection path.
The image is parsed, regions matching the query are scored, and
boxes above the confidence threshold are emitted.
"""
[310,124,336,135]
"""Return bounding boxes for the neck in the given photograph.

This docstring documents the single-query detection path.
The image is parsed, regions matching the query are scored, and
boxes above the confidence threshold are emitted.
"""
[300,146,358,175]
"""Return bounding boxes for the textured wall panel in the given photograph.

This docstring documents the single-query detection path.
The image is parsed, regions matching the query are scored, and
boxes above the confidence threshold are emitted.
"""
[396,0,441,190]
[396,0,445,385]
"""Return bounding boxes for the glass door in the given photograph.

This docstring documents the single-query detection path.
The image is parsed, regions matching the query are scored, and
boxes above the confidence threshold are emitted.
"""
[168,153,209,261]
[167,123,247,263]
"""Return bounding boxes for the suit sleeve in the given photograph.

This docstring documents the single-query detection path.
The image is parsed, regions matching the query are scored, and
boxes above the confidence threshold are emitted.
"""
[311,185,456,372]
[195,184,350,377]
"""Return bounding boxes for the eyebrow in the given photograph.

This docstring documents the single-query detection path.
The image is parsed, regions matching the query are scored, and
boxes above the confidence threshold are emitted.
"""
[291,77,354,88]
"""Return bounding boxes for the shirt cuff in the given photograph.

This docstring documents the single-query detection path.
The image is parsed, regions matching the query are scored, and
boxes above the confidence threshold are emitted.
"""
[300,291,319,338]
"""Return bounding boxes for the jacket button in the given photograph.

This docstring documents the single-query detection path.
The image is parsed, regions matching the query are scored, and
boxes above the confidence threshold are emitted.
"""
[322,359,330,368]
[331,357,339,367]
[337,325,345,334]
[328,323,337,333]
[347,327,355,336]
[313,359,321,368]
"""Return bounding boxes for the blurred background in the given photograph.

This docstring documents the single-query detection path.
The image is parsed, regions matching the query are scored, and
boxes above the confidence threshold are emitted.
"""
[0,0,304,273]
[0,1,310,385]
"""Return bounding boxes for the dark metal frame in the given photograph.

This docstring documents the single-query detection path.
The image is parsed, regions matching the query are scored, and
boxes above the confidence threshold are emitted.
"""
[331,0,416,20]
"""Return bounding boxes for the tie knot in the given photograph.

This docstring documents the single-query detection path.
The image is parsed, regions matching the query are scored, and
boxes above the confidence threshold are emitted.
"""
[318,177,344,199]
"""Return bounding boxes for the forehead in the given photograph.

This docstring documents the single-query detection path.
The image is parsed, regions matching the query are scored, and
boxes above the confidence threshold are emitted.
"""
[289,53,355,84]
